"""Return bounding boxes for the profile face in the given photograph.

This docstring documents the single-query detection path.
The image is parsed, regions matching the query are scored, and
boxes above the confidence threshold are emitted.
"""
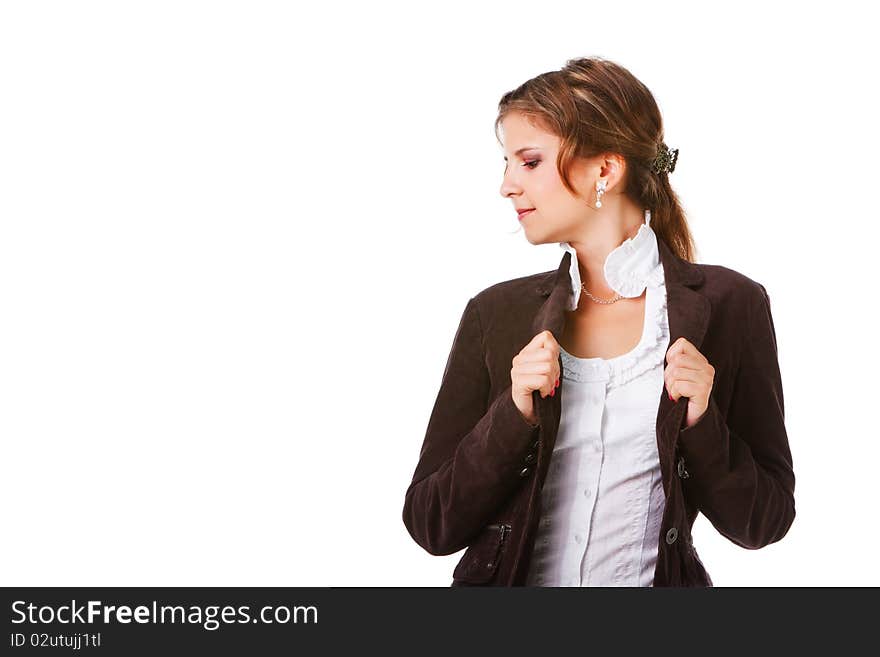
[499,112,596,245]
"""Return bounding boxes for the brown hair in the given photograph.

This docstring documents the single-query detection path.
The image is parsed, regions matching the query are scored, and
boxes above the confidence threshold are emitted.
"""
[495,56,696,262]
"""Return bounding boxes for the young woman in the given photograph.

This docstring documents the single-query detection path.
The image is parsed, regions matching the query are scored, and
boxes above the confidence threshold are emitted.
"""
[402,56,795,586]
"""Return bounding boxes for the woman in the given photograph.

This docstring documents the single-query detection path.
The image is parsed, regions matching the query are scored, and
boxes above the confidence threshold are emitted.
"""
[401,56,795,586]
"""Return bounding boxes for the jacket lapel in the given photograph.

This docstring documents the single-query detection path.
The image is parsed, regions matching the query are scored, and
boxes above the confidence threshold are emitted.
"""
[654,236,710,447]
[529,236,710,451]
[530,250,572,340]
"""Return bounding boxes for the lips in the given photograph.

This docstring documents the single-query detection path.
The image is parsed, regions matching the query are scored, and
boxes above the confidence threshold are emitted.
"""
[517,208,534,219]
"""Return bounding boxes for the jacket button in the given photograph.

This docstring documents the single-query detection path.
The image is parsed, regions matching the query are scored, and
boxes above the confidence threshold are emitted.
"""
[666,527,678,544]
[524,452,536,464]
[677,456,689,479]
[519,466,532,478]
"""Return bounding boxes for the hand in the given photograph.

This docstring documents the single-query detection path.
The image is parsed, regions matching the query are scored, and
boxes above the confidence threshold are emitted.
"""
[664,337,715,429]
[511,330,561,425]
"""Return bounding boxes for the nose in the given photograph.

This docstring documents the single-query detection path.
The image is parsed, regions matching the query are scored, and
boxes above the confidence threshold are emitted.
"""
[500,166,522,199]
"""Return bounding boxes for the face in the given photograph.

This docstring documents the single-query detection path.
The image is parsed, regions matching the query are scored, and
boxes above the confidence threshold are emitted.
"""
[499,112,600,244]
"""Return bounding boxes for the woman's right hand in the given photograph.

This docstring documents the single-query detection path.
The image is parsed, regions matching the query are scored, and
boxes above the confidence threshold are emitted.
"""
[511,330,561,426]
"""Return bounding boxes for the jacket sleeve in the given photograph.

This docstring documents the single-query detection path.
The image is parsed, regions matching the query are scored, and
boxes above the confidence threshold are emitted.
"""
[676,283,796,549]
[402,296,540,556]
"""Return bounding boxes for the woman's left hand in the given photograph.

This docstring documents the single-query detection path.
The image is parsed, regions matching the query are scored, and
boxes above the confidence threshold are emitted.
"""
[664,337,716,429]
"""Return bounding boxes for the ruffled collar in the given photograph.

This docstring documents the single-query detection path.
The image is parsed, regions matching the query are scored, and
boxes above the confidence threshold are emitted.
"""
[559,209,662,311]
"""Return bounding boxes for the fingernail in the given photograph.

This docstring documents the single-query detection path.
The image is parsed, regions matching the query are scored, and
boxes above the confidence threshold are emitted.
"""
[555,378,559,388]
[668,393,673,401]
[551,388,555,397]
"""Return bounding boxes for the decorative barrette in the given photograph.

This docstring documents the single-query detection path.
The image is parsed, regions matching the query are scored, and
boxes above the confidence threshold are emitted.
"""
[651,143,679,174]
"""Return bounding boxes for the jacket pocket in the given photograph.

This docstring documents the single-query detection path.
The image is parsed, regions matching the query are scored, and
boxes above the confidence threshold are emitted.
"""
[452,523,511,585]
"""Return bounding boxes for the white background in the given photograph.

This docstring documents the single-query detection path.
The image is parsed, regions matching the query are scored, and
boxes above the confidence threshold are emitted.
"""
[1,0,877,586]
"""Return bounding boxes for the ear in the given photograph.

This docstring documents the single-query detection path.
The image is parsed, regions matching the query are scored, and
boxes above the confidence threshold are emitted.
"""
[598,153,627,191]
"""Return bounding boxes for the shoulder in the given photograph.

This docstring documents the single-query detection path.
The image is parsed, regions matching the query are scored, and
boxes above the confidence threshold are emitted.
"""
[690,262,773,331]
[468,268,556,308]
[693,261,769,301]
[457,268,557,335]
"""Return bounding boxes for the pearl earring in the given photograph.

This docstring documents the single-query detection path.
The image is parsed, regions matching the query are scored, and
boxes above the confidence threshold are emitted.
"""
[595,180,607,208]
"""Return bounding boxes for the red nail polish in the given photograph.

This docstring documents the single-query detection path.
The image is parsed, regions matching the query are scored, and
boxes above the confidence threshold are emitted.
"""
[551,388,555,397]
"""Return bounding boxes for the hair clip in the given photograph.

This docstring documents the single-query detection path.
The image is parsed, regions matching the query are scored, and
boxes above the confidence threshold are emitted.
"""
[651,143,679,174]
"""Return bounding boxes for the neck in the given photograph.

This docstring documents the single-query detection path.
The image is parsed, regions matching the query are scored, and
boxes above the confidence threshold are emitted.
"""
[566,199,647,298]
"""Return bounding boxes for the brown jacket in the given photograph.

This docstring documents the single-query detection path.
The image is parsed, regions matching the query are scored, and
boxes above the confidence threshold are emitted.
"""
[402,236,796,586]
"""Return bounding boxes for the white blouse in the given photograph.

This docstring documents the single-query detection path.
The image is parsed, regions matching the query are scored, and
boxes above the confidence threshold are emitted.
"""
[525,210,669,587]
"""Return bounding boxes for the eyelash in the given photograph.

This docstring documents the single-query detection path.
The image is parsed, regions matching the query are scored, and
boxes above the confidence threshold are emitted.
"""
[504,159,540,172]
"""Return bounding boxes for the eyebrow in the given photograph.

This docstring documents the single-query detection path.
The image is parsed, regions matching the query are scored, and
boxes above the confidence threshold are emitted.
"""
[502,146,541,161]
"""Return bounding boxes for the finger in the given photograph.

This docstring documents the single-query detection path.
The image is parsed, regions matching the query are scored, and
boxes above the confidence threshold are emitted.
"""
[513,365,556,397]
[545,335,561,362]
[663,367,713,399]
[665,352,705,370]
[515,361,556,377]
[665,337,691,363]
[514,347,548,366]
[522,341,561,366]
[666,347,711,375]
[664,365,706,386]
[525,373,555,398]
[668,379,703,401]
[531,330,560,355]
[516,349,559,368]
[529,329,552,347]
